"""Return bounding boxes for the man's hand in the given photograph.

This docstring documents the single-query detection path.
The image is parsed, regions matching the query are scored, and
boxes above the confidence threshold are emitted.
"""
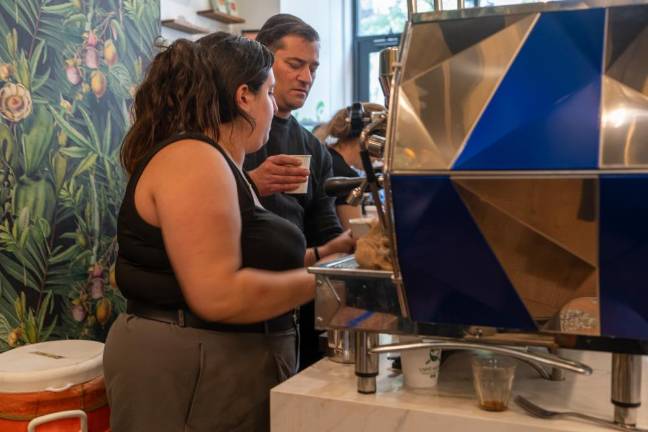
[321,230,356,256]
[247,155,310,197]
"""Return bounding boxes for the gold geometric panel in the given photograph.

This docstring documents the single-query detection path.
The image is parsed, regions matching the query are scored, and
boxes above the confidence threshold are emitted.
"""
[606,13,648,94]
[394,14,537,170]
[402,22,453,83]
[599,76,648,168]
[453,180,599,331]
[402,13,533,82]
[453,177,597,266]
[393,90,446,170]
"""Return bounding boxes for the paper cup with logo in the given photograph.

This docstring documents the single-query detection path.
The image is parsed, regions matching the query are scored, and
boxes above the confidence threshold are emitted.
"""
[286,155,311,194]
[399,336,441,389]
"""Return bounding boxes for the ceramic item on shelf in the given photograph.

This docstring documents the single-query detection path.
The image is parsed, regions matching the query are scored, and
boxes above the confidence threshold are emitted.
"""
[210,0,228,13]
[226,0,239,16]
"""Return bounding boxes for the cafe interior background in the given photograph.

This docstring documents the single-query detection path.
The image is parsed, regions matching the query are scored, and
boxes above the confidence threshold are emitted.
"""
[1,0,648,430]
[0,0,451,352]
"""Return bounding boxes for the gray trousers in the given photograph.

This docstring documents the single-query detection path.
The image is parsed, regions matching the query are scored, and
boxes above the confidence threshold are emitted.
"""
[103,313,296,432]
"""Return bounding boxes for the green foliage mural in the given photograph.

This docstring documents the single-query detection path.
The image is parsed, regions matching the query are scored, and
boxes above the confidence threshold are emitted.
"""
[0,0,159,351]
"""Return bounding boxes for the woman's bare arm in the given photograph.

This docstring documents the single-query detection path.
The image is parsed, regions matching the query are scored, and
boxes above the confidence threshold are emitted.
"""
[137,139,314,323]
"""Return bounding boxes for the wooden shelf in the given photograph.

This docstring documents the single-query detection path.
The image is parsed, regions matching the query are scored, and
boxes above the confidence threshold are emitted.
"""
[161,19,209,34]
[197,9,245,24]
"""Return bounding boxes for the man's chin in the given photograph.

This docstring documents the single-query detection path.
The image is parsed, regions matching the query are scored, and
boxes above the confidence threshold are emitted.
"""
[277,98,308,116]
[287,96,308,111]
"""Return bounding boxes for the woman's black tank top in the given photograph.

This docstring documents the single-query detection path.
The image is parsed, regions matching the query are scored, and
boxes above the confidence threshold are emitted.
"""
[116,133,306,309]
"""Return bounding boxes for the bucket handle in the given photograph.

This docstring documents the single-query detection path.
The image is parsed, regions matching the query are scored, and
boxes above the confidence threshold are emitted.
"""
[45,382,74,392]
[27,410,88,432]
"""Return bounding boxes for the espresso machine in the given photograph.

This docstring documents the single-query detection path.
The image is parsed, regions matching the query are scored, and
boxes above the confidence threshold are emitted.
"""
[313,0,648,428]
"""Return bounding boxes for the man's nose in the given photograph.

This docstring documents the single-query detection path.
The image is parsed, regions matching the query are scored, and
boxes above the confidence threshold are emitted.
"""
[297,66,313,85]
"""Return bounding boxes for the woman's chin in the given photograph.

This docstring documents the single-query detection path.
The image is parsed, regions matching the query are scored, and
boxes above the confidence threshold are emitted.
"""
[250,141,266,153]
[260,134,271,148]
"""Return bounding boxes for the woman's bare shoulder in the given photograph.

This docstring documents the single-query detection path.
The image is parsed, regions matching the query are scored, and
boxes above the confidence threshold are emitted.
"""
[146,138,231,178]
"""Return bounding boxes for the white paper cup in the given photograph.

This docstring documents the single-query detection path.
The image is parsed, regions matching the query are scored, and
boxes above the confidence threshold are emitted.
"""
[349,217,375,239]
[286,155,311,194]
[399,336,441,389]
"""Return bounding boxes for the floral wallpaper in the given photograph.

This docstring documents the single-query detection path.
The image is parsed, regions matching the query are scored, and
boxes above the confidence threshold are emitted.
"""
[0,0,159,351]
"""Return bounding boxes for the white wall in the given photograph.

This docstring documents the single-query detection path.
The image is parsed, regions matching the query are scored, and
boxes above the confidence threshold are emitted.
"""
[161,0,354,126]
[231,0,280,33]
[279,0,354,126]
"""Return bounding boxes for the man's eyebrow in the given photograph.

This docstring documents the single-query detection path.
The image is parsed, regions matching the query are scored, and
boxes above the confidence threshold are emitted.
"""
[285,57,319,67]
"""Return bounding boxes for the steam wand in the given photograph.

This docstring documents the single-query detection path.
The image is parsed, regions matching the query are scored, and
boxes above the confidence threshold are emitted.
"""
[357,114,389,233]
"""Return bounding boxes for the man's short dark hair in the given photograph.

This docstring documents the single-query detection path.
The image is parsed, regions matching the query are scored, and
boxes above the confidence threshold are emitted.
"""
[256,14,320,51]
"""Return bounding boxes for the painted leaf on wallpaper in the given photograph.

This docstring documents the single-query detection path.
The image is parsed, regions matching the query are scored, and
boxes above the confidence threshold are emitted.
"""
[0,0,159,350]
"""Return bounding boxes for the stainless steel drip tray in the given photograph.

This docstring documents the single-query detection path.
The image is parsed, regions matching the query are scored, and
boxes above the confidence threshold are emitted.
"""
[309,255,407,332]
[308,255,393,279]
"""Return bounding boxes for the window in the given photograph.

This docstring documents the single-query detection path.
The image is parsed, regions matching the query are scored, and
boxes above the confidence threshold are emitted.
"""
[354,34,401,104]
[353,0,404,103]
[353,0,465,103]
[417,0,477,11]
[357,0,408,36]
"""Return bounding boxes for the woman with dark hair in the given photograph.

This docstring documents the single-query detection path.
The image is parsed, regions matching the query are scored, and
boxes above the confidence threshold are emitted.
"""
[103,33,313,432]
[320,103,384,230]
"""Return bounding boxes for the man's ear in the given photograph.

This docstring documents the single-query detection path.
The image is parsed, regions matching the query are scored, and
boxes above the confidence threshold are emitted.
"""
[235,84,253,113]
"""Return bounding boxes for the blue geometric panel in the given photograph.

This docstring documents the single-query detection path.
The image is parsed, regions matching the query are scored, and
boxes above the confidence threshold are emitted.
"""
[391,175,537,330]
[454,9,605,170]
[600,175,648,340]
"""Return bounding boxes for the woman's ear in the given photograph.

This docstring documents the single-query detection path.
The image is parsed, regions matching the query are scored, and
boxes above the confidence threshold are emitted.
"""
[235,84,253,114]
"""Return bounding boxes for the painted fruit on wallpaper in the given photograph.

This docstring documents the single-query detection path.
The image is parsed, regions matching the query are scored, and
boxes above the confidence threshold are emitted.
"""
[0,0,159,351]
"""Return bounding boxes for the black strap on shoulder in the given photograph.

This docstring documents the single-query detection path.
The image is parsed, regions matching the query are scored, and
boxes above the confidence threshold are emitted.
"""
[126,132,256,208]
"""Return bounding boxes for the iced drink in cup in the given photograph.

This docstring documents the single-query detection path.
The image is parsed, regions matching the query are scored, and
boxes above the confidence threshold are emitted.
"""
[286,155,311,194]
[472,354,516,411]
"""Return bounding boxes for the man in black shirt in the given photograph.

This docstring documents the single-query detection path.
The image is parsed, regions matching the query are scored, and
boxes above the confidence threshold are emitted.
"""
[246,117,344,245]
[244,14,355,370]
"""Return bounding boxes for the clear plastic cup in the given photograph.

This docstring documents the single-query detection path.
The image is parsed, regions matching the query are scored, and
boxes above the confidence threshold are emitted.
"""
[471,354,516,411]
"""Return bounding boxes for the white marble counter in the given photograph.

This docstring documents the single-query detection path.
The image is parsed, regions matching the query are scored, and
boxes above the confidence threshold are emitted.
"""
[271,349,648,431]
